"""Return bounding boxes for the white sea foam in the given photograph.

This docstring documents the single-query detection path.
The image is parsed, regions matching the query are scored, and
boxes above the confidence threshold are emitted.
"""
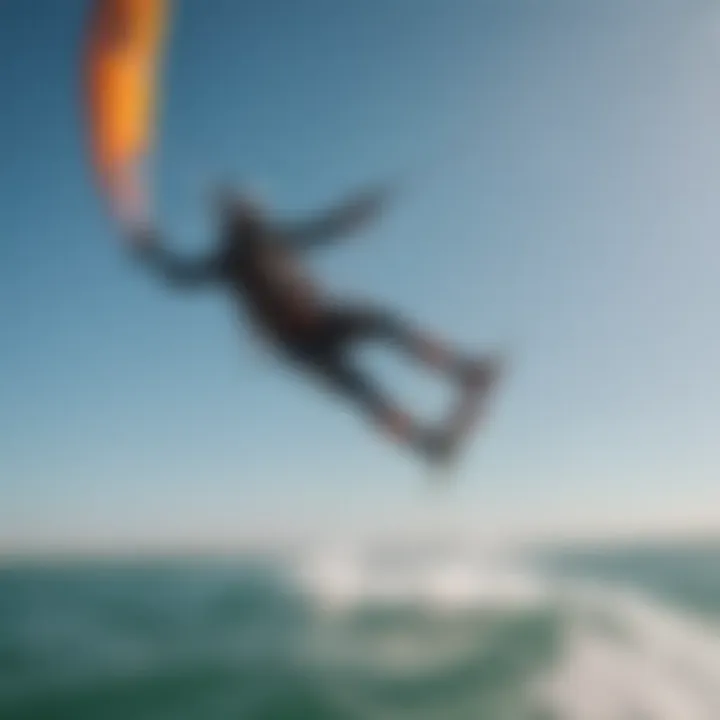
[296,545,720,719]
[294,546,548,612]
[537,585,720,719]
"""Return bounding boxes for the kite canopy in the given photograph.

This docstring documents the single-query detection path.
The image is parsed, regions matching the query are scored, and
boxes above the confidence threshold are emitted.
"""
[85,0,169,230]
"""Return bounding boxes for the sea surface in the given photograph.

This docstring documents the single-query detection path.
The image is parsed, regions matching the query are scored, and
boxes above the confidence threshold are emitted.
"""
[1,539,719,719]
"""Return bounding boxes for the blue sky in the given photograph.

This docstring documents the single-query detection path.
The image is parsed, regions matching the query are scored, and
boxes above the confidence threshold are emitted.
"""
[2,0,720,552]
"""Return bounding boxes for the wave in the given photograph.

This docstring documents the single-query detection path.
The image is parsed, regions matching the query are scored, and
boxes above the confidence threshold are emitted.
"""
[1,545,719,719]
[296,545,720,719]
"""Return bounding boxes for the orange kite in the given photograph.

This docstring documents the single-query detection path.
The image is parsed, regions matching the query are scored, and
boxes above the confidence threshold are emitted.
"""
[85,0,169,228]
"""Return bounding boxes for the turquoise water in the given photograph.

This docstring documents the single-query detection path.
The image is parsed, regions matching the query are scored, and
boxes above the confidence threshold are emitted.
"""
[538,540,720,619]
[1,542,718,719]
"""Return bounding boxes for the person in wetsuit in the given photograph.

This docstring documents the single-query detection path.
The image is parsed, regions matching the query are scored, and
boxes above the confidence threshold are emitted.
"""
[130,184,496,465]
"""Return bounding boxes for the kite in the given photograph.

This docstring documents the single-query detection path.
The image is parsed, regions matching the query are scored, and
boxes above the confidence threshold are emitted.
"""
[84,0,170,230]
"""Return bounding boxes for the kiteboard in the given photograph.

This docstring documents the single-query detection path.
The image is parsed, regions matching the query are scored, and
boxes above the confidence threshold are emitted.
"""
[429,353,506,479]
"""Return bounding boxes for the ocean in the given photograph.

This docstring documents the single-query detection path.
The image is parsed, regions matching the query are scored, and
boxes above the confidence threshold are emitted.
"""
[1,539,719,719]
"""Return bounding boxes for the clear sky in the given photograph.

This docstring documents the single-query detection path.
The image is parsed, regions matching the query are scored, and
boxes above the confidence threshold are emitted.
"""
[2,0,720,553]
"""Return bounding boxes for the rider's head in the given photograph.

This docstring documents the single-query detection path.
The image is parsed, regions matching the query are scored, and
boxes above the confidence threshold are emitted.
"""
[211,183,264,235]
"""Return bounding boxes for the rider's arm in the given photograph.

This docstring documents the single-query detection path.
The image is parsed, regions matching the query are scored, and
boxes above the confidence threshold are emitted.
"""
[129,225,221,289]
[277,185,392,252]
